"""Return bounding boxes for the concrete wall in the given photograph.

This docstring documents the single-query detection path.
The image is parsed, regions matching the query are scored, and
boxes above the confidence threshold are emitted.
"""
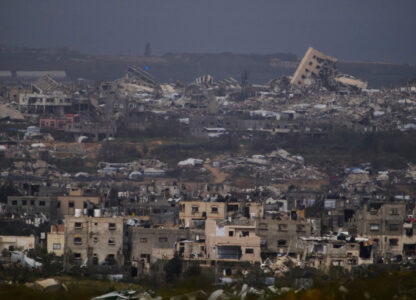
[129,227,193,264]
[47,232,65,256]
[0,235,35,252]
[256,218,312,255]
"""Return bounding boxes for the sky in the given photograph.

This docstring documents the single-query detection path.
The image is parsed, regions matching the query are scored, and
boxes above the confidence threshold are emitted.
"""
[1,0,415,64]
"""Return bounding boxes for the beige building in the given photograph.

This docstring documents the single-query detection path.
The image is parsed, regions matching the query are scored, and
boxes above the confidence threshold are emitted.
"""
[128,227,196,273]
[205,219,261,263]
[58,187,100,217]
[245,202,264,219]
[0,235,35,252]
[256,216,313,256]
[64,215,124,267]
[291,47,337,87]
[179,201,226,228]
[47,224,65,256]
[301,239,370,271]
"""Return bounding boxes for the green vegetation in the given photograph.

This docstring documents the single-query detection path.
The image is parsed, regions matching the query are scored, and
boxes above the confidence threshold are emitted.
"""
[151,136,239,167]
[0,278,139,300]
[40,153,97,174]
[98,141,141,163]
[0,179,20,203]
[249,130,416,169]
[164,253,182,283]
[0,268,415,299]
[116,119,185,140]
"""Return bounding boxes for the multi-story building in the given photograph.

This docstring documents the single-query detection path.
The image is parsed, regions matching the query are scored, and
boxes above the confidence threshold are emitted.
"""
[355,201,407,258]
[290,47,337,87]
[205,219,261,263]
[179,201,226,228]
[128,227,197,273]
[58,187,101,218]
[64,215,124,268]
[7,196,58,222]
[256,215,314,257]
[19,92,71,115]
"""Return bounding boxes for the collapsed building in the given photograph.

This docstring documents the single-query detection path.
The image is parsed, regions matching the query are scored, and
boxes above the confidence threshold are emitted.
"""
[290,47,337,87]
[291,47,367,90]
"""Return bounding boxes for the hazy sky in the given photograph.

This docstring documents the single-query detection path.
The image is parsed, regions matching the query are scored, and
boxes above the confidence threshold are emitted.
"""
[1,0,415,63]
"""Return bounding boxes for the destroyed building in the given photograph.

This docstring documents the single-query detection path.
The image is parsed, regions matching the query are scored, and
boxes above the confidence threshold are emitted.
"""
[290,47,337,87]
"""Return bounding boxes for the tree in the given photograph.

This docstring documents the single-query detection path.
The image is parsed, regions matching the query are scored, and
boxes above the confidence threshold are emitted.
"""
[1,249,9,257]
[0,180,20,203]
[144,42,151,57]
[164,253,182,283]
[241,69,249,86]
[142,144,149,156]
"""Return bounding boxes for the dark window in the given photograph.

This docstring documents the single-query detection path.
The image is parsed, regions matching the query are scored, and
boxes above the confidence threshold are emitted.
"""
[11,200,17,205]
[108,238,115,245]
[30,200,35,206]
[241,231,249,237]
[74,237,82,245]
[229,231,234,237]
[93,254,98,265]
[211,206,218,213]
[389,224,399,231]
[192,206,199,213]
[258,223,268,231]
[106,254,115,265]
[109,223,116,230]
[278,224,288,232]
[296,225,305,232]
[245,248,254,254]
[69,201,74,208]
[389,239,398,246]
[39,201,45,206]
[390,208,399,215]
[22,200,27,206]
[74,253,81,259]
[74,222,82,229]
[278,240,287,247]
